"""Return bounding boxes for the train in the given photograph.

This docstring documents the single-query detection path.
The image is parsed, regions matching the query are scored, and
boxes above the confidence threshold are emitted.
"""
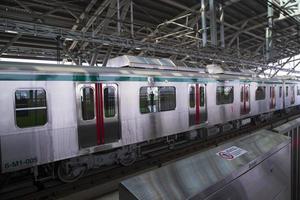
[0,55,300,182]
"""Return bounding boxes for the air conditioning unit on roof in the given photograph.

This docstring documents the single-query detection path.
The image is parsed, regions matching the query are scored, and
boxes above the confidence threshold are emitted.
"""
[206,64,224,74]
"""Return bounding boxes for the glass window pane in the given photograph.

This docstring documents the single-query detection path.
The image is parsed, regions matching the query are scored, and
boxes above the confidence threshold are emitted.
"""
[104,87,116,118]
[15,90,46,108]
[159,86,176,111]
[216,86,234,105]
[291,86,295,104]
[81,87,95,120]
[240,86,244,102]
[200,86,205,107]
[16,109,47,128]
[140,87,159,113]
[279,86,282,98]
[245,86,249,101]
[286,86,289,96]
[189,86,195,108]
[15,89,47,128]
[255,86,265,100]
[297,86,300,96]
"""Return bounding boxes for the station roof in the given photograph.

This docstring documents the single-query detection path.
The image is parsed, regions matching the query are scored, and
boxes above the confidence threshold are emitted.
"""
[0,0,299,72]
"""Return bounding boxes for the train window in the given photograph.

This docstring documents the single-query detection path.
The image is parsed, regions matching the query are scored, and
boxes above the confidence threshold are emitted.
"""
[279,86,282,98]
[240,86,244,102]
[291,86,295,104]
[255,86,265,100]
[216,86,234,105]
[297,86,300,96]
[269,86,275,98]
[140,87,159,113]
[159,87,176,111]
[140,86,176,113]
[286,86,289,97]
[189,86,195,108]
[200,86,205,107]
[104,87,116,118]
[15,89,47,128]
[81,87,95,120]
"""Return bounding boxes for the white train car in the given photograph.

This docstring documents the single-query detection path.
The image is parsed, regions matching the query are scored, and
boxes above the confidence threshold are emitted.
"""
[0,55,299,182]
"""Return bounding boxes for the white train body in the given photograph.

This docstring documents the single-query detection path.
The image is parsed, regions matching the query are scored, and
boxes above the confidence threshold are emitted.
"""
[0,60,299,175]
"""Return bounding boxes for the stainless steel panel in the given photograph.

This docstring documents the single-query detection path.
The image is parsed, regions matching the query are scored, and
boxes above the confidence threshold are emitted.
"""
[273,118,300,200]
[205,146,290,200]
[76,83,97,148]
[0,81,78,172]
[120,130,291,200]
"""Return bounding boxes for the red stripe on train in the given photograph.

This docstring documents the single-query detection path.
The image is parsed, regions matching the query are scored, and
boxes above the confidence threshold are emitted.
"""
[95,83,105,145]
[95,83,101,144]
[99,83,105,144]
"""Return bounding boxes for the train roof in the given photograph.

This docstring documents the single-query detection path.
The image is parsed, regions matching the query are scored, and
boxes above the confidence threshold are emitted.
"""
[0,61,297,83]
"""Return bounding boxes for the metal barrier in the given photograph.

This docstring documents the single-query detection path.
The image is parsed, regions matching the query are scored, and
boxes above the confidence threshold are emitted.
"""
[273,118,300,200]
[119,130,291,200]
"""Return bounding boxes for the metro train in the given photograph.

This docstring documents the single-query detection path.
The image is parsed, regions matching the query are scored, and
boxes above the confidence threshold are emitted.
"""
[0,55,300,182]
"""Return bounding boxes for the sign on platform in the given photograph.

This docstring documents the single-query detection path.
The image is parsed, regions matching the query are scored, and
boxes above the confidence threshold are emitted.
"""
[216,146,247,160]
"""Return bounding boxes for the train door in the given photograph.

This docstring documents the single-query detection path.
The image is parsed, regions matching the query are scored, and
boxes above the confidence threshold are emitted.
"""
[283,84,286,109]
[269,85,276,109]
[291,85,295,105]
[188,84,207,126]
[77,83,120,148]
[240,84,250,115]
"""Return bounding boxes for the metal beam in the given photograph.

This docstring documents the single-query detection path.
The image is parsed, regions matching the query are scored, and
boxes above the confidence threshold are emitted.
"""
[80,0,119,50]
[102,46,113,67]
[287,60,300,75]
[228,20,248,47]
[130,0,134,38]
[80,0,131,51]
[69,0,111,50]
[0,34,22,56]
[271,56,294,77]
[201,0,207,47]
[117,0,121,35]
[219,3,225,48]
[0,18,281,70]
[209,0,217,46]
[156,0,193,11]
[62,46,79,65]
[90,51,99,66]
[266,0,274,61]
[70,0,97,32]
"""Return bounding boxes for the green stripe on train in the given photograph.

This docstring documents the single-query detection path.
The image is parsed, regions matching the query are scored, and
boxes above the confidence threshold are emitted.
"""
[0,73,295,84]
[0,74,211,82]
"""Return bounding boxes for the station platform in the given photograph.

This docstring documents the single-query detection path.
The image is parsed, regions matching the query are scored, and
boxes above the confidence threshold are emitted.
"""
[120,129,291,200]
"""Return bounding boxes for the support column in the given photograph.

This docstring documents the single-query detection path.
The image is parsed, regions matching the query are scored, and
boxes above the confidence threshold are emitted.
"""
[56,36,62,64]
[102,46,113,67]
[78,57,82,66]
[219,3,225,48]
[130,0,134,38]
[201,0,207,47]
[117,0,121,35]
[237,36,240,58]
[209,0,217,46]
[266,0,273,61]
[90,51,99,66]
